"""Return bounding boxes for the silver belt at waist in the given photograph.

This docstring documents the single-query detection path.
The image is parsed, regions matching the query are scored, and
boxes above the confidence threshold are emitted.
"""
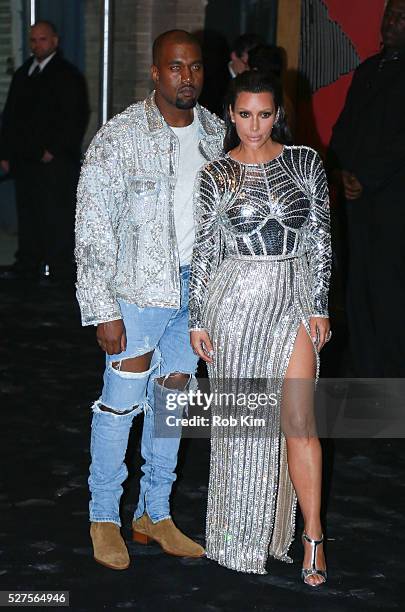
[225,253,307,262]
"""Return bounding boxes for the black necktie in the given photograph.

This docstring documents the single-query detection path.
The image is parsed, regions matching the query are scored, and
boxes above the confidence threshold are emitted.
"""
[30,65,41,77]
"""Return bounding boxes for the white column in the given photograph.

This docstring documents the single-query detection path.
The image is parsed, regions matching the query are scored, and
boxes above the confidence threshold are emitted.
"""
[100,0,113,126]
[29,0,36,25]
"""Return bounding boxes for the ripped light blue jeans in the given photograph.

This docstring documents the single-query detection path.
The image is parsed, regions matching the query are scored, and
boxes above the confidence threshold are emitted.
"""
[88,266,198,526]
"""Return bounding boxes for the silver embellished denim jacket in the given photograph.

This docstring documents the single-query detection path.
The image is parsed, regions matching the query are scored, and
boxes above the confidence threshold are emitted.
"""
[75,92,224,326]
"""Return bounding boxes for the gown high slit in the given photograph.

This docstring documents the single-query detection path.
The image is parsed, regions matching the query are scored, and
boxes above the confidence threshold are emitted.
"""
[189,146,331,574]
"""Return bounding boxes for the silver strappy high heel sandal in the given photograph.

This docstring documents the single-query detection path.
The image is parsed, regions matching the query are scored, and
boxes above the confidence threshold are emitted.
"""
[301,532,327,586]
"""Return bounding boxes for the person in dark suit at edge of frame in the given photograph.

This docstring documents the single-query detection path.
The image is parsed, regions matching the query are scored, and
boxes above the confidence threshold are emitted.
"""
[0,20,89,282]
[328,0,405,377]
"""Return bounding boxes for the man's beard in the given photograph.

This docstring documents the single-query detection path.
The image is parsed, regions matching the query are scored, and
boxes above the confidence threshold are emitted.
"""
[175,95,197,109]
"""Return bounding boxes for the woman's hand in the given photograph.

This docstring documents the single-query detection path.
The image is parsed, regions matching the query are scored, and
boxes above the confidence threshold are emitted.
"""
[190,330,214,364]
[309,317,331,352]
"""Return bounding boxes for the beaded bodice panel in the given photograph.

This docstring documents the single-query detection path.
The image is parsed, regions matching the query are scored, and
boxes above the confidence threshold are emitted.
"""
[189,146,332,328]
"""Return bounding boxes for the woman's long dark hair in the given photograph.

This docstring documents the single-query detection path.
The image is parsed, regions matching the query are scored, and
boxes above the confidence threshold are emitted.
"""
[223,70,292,153]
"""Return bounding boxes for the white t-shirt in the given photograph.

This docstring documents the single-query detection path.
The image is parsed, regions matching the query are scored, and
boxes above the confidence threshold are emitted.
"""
[171,112,205,266]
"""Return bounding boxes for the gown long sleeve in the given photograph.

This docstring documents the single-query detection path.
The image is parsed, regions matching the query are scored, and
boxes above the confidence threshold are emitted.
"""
[189,165,224,330]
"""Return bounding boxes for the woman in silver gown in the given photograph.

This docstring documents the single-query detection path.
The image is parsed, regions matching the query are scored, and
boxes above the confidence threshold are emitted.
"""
[189,71,332,585]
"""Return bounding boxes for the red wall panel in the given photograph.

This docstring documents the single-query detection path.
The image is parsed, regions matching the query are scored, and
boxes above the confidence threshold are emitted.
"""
[297,0,386,153]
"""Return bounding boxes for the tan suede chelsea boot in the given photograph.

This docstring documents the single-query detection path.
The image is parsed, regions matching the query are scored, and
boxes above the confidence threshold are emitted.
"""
[90,522,130,570]
[132,513,205,558]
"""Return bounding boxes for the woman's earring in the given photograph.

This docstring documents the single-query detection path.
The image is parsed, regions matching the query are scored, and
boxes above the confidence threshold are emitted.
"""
[274,108,281,125]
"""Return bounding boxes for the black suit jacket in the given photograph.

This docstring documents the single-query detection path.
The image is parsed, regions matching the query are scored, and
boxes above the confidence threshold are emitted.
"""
[329,51,405,195]
[0,52,89,162]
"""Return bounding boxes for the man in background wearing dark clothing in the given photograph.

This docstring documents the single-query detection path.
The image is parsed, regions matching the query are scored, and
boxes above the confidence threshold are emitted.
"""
[329,0,405,377]
[0,20,89,281]
[200,33,262,117]
[227,33,263,78]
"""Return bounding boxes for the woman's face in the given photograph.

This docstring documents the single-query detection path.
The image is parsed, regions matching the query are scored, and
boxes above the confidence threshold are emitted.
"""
[230,91,277,150]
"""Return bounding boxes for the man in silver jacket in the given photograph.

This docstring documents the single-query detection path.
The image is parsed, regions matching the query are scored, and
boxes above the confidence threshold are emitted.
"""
[75,30,224,570]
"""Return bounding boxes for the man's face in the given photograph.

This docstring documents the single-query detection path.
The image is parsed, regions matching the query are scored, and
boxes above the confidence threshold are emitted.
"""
[382,0,405,49]
[30,24,58,62]
[152,41,203,110]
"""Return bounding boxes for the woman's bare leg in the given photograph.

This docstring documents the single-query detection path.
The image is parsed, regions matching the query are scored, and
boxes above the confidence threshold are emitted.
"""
[282,324,326,586]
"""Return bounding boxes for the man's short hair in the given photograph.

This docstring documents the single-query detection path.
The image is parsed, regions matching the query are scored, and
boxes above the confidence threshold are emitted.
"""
[152,29,201,65]
[32,20,58,35]
[232,33,263,58]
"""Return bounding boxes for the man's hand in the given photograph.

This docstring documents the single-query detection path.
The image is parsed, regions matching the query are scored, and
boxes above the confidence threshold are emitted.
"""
[342,170,363,200]
[96,320,127,355]
[1,160,10,174]
[41,149,54,163]
[190,330,214,364]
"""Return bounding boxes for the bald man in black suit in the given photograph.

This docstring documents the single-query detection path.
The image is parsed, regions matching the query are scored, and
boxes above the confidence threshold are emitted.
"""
[0,20,89,281]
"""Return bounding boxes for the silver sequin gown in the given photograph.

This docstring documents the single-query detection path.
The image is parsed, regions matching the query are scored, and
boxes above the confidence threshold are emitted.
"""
[189,146,331,574]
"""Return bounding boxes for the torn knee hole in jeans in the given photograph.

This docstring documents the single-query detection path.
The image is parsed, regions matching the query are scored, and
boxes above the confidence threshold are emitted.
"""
[156,372,198,392]
[92,398,139,416]
[110,351,156,379]
[100,404,138,415]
